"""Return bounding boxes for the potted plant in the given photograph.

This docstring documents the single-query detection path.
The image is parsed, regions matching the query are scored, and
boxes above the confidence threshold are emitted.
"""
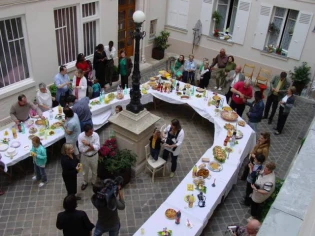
[49,84,57,97]
[268,23,280,35]
[212,11,222,29]
[112,65,119,82]
[290,62,311,95]
[152,30,170,60]
[213,29,220,37]
[98,138,137,186]
[266,44,274,53]
[288,28,294,36]
[275,46,282,55]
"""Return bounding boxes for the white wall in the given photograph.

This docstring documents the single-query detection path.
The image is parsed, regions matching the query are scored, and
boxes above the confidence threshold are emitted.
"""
[0,0,117,121]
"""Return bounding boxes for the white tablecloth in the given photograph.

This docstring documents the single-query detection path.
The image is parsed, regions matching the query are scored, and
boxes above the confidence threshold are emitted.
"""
[134,82,256,236]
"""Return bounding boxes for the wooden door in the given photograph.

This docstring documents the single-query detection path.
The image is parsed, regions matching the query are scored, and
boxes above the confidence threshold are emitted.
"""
[118,0,135,57]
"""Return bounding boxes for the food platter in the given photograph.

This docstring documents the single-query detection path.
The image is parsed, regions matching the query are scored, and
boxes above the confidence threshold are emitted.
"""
[184,83,191,89]
[176,92,182,96]
[35,119,46,126]
[193,177,205,186]
[195,94,202,98]
[209,161,223,172]
[224,123,235,130]
[184,194,196,203]
[90,100,101,105]
[222,106,232,112]
[196,87,205,92]
[51,122,63,129]
[213,146,227,163]
[29,127,37,134]
[213,95,220,101]
[165,208,177,220]
[221,110,238,122]
[238,120,246,127]
[196,168,210,179]
[181,95,190,99]
[48,130,55,136]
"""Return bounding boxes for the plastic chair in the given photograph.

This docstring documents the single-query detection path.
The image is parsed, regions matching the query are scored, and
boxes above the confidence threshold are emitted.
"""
[242,64,255,80]
[144,144,166,183]
[255,68,272,99]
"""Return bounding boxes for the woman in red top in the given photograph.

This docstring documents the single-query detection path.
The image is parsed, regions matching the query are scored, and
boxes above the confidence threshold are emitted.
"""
[76,53,91,80]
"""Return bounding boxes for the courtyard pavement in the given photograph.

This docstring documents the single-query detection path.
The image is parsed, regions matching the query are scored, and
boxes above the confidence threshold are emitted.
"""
[0,62,314,236]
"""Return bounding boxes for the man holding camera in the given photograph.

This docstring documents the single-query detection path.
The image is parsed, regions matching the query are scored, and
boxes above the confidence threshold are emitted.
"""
[228,219,261,236]
[91,177,125,236]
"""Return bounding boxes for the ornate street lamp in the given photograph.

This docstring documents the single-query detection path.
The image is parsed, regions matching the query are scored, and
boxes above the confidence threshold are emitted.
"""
[126,10,146,114]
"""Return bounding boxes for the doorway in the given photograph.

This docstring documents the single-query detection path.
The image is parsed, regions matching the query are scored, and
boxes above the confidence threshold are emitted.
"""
[118,0,135,57]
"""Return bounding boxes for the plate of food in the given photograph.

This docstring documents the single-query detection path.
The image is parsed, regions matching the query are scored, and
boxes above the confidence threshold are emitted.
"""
[184,194,196,203]
[48,130,55,136]
[28,135,36,140]
[10,141,21,148]
[193,177,205,186]
[213,95,221,101]
[236,130,243,139]
[1,138,10,144]
[187,184,194,191]
[225,147,233,153]
[209,161,223,172]
[196,87,205,92]
[90,100,101,105]
[221,110,238,122]
[176,92,182,96]
[213,146,227,163]
[224,123,235,130]
[222,106,232,112]
[149,77,156,81]
[196,168,210,179]
[238,120,246,127]
[116,93,124,99]
[0,143,9,152]
[184,84,191,89]
[181,95,190,99]
[29,127,37,134]
[198,163,206,169]
[35,119,46,126]
[55,114,65,120]
[195,94,202,98]
[165,208,177,220]
[51,122,63,129]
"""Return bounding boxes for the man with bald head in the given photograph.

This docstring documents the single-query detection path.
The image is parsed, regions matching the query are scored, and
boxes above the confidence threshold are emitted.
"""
[232,219,261,236]
[230,79,253,117]
[225,65,245,103]
[210,48,228,91]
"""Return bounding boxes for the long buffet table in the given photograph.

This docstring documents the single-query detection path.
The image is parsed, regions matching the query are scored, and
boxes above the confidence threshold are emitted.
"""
[0,80,256,236]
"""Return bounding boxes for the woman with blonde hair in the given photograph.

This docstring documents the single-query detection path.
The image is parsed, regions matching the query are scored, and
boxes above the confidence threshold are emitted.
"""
[61,143,82,200]
[199,61,211,89]
[72,69,87,100]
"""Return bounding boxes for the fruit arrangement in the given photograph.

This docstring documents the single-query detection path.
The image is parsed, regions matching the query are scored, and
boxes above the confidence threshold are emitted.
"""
[213,146,227,163]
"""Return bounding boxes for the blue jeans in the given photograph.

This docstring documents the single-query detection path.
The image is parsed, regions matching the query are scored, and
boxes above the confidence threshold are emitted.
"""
[34,164,47,183]
[93,223,120,236]
[80,119,93,132]
[150,148,160,161]
[248,121,258,132]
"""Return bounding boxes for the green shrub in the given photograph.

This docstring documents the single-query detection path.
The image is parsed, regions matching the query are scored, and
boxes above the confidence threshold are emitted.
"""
[49,83,57,96]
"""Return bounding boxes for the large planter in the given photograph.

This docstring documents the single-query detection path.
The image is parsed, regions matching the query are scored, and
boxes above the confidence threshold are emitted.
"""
[152,47,165,60]
[97,164,131,187]
[293,81,305,96]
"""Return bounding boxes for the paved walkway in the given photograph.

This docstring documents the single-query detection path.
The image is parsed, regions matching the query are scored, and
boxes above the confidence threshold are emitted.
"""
[0,63,314,236]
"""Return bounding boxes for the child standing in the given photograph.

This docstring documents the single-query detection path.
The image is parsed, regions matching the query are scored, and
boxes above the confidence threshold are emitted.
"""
[31,136,48,187]
[92,79,101,98]
[149,128,163,161]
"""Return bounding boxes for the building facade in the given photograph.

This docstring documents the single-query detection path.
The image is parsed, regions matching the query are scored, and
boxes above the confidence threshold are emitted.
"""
[0,0,314,122]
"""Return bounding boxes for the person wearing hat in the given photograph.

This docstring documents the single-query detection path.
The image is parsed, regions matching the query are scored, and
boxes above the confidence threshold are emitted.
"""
[263,72,290,124]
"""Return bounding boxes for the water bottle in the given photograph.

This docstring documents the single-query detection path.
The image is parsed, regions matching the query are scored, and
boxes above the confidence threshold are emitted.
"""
[49,109,53,120]
[191,86,195,96]
[175,210,181,224]
[21,122,25,134]
[124,84,128,95]
[99,89,103,102]
[230,131,236,146]
[117,84,121,94]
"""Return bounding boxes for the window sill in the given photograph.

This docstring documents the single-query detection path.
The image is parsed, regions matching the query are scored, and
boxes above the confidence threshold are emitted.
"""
[207,35,234,46]
[260,51,289,61]
[164,25,188,34]
[0,78,36,100]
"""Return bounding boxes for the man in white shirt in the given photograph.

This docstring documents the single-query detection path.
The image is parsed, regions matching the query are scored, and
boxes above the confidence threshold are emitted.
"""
[36,83,53,112]
[225,65,245,103]
[104,41,116,86]
[78,124,100,190]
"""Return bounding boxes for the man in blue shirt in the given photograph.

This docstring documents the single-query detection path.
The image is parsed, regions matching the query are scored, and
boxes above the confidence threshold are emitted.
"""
[66,95,93,131]
[54,65,71,106]
[183,55,196,85]
[246,91,265,132]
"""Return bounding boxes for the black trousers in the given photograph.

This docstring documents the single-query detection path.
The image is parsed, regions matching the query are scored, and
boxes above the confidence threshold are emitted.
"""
[62,173,77,195]
[183,71,195,85]
[120,75,129,89]
[276,106,289,133]
[199,78,210,89]
[230,100,245,117]
[225,87,233,104]
[264,94,279,121]
[245,182,253,205]
[162,149,178,172]
[241,157,251,180]
[251,200,261,219]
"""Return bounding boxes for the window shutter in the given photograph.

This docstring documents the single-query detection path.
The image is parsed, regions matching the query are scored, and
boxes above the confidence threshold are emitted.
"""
[232,0,251,45]
[167,0,178,27]
[287,11,313,60]
[200,0,214,35]
[252,4,272,50]
[177,0,190,29]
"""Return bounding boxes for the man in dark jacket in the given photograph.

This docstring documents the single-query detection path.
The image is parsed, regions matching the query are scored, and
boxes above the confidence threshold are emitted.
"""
[246,91,264,132]
[92,178,125,236]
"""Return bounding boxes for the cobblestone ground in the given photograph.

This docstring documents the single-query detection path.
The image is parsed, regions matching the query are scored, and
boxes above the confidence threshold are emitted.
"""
[0,62,314,236]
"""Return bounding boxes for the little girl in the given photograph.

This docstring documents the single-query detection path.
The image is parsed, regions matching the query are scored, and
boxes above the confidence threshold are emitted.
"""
[31,136,48,188]
[149,128,163,161]
[92,79,101,98]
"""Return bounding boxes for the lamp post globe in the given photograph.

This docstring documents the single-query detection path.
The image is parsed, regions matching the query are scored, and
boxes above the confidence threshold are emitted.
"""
[126,10,146,114]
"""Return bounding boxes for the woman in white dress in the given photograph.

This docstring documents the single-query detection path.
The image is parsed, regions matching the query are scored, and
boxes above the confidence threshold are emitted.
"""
[72,69,87,100]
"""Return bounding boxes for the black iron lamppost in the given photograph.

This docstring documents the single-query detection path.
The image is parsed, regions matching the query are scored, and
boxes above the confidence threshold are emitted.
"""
[126,10,146,114]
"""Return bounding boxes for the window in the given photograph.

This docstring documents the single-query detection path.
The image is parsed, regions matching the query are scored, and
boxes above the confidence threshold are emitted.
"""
[166,0,190,30]
[54,2,99,66]
[149,19,157,38]
[216,0,238,34]
[266,7,299,51]
[0,17,29,88]
[54,6,78,66]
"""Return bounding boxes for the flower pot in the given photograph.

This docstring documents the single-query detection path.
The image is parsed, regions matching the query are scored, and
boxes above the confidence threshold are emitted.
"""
[293,81,306,96]
[152,47,165,60]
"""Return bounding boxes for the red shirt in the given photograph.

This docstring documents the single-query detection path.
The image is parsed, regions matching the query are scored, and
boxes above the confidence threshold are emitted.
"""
[76,61,90,73]
[232,81,253,104]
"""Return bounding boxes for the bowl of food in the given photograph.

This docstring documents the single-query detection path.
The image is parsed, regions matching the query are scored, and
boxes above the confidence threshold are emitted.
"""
[196,168,210,179]
[29,127,37,134]
[221,110,238,122]
[209,161,223,172]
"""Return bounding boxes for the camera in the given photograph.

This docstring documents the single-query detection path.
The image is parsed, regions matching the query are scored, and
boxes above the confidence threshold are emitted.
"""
[225,225,239,235]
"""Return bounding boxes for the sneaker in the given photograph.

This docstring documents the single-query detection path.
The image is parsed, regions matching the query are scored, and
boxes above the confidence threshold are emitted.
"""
[38,182,46,188]
[170,172,175,178]
[32,176,37,181]
[214,86,218,89]
[218,87,222,91]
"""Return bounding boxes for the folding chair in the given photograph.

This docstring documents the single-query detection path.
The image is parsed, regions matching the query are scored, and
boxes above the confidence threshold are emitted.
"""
[144,144,166,183]
[255,68,272,99]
